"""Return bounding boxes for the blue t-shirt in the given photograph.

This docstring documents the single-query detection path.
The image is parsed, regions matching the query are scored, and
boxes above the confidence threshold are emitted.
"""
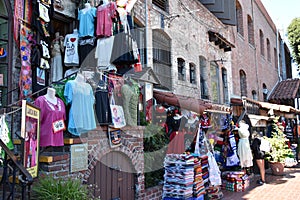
[64,80,96,135]
[78,7,97,37]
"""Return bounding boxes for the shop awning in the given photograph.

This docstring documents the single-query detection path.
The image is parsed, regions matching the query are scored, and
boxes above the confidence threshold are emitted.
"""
[268,79,300,101]
[247,114,269,127]
[153,89,213,114]
[231,97,300,115]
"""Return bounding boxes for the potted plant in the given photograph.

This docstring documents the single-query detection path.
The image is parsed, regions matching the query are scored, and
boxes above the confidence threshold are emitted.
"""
[264,117,294,175]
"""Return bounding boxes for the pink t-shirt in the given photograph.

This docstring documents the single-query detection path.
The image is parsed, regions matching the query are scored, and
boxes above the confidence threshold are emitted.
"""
[96,2,117,37]
[34,96,66,147]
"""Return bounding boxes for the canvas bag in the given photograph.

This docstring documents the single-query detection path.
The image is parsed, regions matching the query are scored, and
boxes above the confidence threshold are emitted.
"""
[110,104,126,128]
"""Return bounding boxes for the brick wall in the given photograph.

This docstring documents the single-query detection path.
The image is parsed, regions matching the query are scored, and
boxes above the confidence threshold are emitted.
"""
[230,0,280,100]
[141,185,163,200]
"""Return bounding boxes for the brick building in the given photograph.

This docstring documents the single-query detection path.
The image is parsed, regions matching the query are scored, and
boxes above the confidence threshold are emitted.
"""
[0,0,294,199]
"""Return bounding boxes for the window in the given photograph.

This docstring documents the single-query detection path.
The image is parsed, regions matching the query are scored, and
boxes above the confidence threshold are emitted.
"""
[200,56,209,99]
[262,83,268,102]
[252,90,258,100]
[236,1,244,36]
[222,68,229,104]
[152,29,171,90]
[274,48,278,69]
[210,62,220,103]
[247,15,254,46]
[267,38,271,61]
[189,63,196,84]
[0,0,11,107]
[152,0,168,12]
[240,70,247,97]
[177,58,185,81]
[260,29,264,56]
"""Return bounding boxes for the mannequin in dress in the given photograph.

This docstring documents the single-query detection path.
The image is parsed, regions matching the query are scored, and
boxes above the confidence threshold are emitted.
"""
[44,87,57,105]
[51,32,64,82]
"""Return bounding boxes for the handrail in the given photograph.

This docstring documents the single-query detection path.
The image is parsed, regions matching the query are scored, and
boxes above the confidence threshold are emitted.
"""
[0,140,33,183]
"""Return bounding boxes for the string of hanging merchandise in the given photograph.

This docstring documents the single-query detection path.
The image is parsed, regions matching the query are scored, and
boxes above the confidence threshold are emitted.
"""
[5,71,79,108]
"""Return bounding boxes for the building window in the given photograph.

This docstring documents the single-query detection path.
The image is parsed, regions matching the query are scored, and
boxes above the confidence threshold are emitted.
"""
[200,56,209,99]
[252,90,258,100]
[152,0,168,12]
[222,68,229,104]
[274,48,278,69]
[210,62,220,103]
[153,29,172,90]
[260,29,264,56]
[247,15,254,46]
[262,83,268,102]
[240,70,247,97]
[236,1,244,36]
[267,38,271,61]
[177,58,185,81]
[189,63,196,84]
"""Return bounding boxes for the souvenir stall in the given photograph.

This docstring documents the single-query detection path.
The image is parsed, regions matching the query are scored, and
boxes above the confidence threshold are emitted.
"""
[11,0,145,174]
[153,90,237,199]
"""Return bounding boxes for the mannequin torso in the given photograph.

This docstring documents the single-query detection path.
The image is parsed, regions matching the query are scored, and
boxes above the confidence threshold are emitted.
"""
[44,88,57,105]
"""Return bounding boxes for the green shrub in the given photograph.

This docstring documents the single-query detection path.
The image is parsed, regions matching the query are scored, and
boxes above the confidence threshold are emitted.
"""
[31,176,94,200]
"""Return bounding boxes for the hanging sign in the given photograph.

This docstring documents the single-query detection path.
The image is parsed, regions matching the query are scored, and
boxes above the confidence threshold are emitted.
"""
[0,48,7,58]
[21,100,40,178]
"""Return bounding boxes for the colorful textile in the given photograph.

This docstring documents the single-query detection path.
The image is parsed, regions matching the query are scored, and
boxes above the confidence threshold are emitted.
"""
[78,7,97,37]
[19,24,34,102]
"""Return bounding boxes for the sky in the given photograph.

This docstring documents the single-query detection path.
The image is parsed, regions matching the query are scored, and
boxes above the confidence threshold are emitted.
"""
[261,0,300,34]
[261,0,300,78]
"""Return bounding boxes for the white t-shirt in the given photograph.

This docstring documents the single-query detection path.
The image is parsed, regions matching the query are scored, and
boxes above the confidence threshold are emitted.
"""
[64,33,79,66]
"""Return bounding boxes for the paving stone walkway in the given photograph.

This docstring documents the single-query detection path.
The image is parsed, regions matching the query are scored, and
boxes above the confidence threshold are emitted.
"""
[222,164,300,200]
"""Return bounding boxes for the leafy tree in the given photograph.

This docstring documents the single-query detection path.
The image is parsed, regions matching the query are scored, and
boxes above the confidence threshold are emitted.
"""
[287,18,300,74]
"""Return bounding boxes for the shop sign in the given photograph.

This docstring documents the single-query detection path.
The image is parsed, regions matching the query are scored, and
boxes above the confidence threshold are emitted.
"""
[70,143,88,172]
[21,100,41,178]
[0,48,7,58]
[108,127,122,148]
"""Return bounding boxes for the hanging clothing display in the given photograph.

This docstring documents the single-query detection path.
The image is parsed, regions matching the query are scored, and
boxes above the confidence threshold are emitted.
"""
[78,5,97,38]
[64,31,79,66]
[79,37,97,67]
[0,115,14,160]
[19,24,34,101]
[51,34,64,82]
[64,76,96,136]
[121,79,139,126]
[95,36,114,69]
[34,95,66,147]
[96,2,117,37]
[95,81,112,124]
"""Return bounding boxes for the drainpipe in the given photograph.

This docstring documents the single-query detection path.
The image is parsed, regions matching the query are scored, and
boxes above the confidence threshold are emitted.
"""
[251,0,260,98]
[145,0,148,65]
[276,29,282,81]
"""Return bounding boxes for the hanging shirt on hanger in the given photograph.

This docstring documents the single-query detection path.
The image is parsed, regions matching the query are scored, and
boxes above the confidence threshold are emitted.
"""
[96,2,117,37]
[64,32,79,66]
[64,77,96,136]
[78,6,97,38]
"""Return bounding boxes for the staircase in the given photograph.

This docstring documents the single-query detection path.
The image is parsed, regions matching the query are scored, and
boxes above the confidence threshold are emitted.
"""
[0,139,33,200]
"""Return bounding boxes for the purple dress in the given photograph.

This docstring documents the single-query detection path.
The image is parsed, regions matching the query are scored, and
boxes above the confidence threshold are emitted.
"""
[34,96,66,147]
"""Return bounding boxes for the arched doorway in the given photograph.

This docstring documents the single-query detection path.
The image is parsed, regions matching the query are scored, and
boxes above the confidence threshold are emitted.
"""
[88,151,136,200]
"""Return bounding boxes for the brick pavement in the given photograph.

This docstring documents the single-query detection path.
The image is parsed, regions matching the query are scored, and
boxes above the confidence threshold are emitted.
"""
[222,163,300,200]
